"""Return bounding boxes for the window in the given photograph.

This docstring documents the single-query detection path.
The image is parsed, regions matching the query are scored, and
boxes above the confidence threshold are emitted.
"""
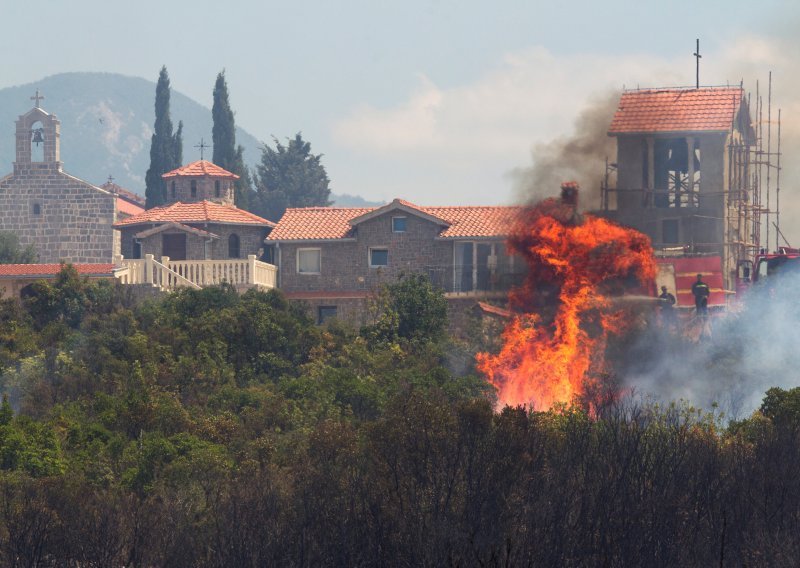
[190,180,197,198]
[171,181,176,200]
[297,248,321,273]
[318,306,338,324]
[392,216,407,232]
[662,219,679,244]
[132,239,142,259]
[32,203,41,215]
[215,180,221,198]
[369,248,388,267]
[228,233,240,258]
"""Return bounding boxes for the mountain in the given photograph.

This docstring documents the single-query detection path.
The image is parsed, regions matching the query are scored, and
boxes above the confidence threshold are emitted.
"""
[0,72,268,195]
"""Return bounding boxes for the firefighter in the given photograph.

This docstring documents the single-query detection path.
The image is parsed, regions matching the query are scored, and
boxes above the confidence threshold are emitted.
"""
[659,285,677,329]
[691,274,710,316]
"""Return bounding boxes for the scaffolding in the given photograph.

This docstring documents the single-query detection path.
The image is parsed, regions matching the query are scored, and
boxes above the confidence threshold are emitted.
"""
[599,78,783,285]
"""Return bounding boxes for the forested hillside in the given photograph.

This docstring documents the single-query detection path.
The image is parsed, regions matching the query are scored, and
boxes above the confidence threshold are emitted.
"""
[0,268,798,565]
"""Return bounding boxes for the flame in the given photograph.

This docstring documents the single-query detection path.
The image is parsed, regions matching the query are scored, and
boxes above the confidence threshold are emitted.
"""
[477,194,655,410]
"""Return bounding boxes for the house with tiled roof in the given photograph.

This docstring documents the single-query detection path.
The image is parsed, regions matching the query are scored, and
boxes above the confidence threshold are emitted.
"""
[115,161,275,262]
[266,198,525,324]
[598,85,756,293]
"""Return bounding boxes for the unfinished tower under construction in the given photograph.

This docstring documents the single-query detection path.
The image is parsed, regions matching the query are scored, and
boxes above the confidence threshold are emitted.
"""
[598,84,779,299]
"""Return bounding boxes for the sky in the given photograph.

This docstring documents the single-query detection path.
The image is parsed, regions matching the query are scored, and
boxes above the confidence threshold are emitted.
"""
[1,0,798,221]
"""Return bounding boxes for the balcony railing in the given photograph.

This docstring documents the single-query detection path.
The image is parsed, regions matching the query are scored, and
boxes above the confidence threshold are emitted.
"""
[424,265,526,296]
[116,254,277,291]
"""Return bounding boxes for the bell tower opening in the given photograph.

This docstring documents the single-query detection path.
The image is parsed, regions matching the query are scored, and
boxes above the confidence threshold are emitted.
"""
[30,121,44,162]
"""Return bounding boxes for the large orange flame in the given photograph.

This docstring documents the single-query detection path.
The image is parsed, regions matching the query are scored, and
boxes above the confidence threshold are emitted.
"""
[477,192,655,410]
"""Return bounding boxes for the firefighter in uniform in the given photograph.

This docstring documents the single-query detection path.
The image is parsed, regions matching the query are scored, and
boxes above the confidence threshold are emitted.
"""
[691,274,710,316]
[658,285,677,329]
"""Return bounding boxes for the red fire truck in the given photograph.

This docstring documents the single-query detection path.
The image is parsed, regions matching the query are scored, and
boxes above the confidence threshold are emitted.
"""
[736,247,800,292]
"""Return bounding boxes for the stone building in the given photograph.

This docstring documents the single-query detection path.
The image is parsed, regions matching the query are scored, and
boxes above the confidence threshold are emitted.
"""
[114,160,274,261]
[0,95,141,263]
[598,87,755,292]
[266,199,525,324]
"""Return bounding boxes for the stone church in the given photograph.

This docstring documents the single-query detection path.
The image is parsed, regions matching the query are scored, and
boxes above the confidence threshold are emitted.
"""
[0,93,141,263]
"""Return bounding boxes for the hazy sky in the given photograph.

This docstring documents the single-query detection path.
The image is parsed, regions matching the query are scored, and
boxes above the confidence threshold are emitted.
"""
[1,0,797,212]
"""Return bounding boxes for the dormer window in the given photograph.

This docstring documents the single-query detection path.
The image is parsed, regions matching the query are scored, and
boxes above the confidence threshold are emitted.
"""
[191,180,197,198]
[392,216,407,233]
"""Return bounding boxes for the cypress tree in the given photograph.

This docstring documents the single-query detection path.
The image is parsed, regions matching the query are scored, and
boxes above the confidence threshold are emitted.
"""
[145,66,182,209]
[212,70,252,208]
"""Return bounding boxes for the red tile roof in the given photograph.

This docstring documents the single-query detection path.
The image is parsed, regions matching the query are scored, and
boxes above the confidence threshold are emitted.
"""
[116,197,145,217]
[0,264,118,278]
[113,201,275,228]
[162,160,239,179]
[267,201,523,241]
[608,87,744,134]
[100,181,146,206]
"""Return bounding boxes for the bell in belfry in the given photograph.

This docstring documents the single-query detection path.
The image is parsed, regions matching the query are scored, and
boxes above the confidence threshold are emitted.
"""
[31,127,44,146]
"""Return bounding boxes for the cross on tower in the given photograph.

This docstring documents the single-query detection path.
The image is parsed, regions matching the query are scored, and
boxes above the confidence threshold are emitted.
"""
[30,89,44,108]
[194,138,210,160]
[107,174,115,185]
[693,39,702,90]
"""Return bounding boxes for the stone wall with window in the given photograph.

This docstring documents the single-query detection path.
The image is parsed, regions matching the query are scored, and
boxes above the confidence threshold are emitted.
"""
[0,106,119,263]
[277,211,454,293]
[119,224,268,261]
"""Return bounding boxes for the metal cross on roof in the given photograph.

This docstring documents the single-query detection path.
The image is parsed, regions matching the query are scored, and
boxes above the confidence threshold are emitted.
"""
[194,138,210,160]
[107,174,115,184]
[30,89,44,108]
[693,39,702,90]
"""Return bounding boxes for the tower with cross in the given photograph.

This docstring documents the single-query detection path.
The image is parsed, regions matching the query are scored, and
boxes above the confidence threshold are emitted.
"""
[0,93,133,264]
[14,90,61,168]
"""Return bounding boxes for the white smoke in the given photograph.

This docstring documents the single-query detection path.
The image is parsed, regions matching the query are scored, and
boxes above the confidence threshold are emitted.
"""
[621,270,800,419]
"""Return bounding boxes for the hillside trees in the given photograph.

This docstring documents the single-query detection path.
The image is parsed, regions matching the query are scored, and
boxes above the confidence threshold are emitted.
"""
[212,70,253,209]
[252,133,332,222]
[145,66,183,209]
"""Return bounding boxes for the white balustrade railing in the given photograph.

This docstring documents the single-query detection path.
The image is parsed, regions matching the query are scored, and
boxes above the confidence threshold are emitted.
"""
[115,254,277,291]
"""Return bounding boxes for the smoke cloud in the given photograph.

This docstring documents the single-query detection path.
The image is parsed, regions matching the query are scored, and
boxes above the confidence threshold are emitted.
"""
[508,90,620,210]
[620,272,800,419]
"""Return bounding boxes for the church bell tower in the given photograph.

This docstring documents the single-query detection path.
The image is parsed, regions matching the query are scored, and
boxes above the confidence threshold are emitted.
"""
[14,89,61,172]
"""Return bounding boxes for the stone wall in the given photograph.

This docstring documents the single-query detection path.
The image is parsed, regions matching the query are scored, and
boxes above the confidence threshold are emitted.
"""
[277,212,456,293]
[0,164,118,263]
[120,223,268,260]
[166,176,234,205]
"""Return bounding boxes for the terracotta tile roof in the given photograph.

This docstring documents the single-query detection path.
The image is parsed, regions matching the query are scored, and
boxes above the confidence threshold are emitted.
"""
[425,206,523,238]
[100,181,146,206]
[116,197,145,217]
[608,87,744,134]
[162,160,239,179]
[267,200,523,241]
[0,263,118,278]
[113,201,275,228]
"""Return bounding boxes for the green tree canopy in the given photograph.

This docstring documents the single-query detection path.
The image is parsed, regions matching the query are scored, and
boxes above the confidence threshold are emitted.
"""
[252,133,331,222]
[0,232,37,264]
[212,71,252,209]
[145,66,183,209]
[364,273,449,344]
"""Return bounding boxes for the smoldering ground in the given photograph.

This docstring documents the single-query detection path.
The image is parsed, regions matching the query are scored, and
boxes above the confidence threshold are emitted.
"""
[617,270,800,419]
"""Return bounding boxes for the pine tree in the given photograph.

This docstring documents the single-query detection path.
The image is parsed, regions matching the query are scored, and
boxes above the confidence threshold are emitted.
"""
[212,70,252,208]
[253,133,332,222]
[145,66,183,209]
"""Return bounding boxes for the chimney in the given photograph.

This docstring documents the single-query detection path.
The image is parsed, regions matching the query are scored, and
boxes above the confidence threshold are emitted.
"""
[560,181,579,206]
